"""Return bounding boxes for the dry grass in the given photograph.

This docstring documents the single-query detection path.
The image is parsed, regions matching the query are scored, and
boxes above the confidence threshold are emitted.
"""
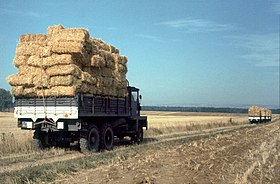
[142,111,248,137]
[0,112,36,156]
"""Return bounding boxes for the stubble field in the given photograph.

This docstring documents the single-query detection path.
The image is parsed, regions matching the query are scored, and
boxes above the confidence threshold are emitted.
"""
[0,111,279,183]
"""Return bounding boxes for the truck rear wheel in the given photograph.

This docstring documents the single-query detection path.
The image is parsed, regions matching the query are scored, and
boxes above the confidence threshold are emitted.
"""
[80,125,100,152]
[33,130,48,149]
[100,124,114,150]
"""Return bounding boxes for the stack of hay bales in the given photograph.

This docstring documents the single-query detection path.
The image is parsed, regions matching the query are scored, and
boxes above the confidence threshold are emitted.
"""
[7,25,128,97]
[248,106,272,117]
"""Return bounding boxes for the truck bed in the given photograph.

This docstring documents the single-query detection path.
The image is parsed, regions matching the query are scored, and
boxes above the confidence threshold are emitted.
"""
[14,94,130,122]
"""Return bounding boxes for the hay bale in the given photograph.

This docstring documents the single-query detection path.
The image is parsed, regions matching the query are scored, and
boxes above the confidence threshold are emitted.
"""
[109,45,119,54]
[18,66,44,76]
[20,34,47,43]
[116,63,127,74]
[15,42,51,57]
[16,43,43,56]
[49,75,80,87]
[33,73,49,88]
[8,72,49,88]
[80,82,91,94]
[46,64,82,77]
[38,86,78,97]
[7,74,34,87]
[12,86,36,97]
[28,54,73,67]
[48,28,89,42]
[90,55,106,68]
[112,54,128,65]
[47,41,85,54]
[81,72,97,85]
[11,86,24,96]
[90,39,111,52]
[13,55,29,68]
[48,25,65,35]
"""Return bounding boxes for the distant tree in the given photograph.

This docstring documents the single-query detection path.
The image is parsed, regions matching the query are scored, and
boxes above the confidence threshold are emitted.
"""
[0,88,12,111]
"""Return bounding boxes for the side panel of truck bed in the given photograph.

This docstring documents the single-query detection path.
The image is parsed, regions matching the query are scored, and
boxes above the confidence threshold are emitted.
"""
[78,95,129,117]
[14,95,130,122]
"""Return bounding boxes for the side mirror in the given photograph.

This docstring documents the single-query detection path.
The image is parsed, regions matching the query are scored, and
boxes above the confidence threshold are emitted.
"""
[139,95,142,100]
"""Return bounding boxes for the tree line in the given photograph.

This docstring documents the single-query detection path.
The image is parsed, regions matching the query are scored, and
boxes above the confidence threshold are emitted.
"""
[142,106,280,114]
[0,88,13,111]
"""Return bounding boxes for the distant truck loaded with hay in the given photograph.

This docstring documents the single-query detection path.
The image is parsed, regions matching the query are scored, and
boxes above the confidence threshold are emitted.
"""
[248,106,272,123]
[7,25,148,152]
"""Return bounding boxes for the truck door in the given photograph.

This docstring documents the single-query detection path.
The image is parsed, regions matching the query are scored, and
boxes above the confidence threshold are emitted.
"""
[129,88,140,117]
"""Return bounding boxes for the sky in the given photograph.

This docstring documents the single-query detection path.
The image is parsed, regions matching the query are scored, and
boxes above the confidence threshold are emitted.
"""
[0,0,279,108]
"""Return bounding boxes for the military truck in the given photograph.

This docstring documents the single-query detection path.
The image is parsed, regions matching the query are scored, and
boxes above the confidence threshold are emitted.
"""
[14,86,148,152]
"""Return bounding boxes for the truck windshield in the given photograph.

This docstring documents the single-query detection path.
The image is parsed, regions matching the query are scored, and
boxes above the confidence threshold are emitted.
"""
[131,91,138,102]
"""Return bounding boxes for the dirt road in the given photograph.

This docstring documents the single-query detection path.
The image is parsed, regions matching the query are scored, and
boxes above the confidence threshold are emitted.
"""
[54,121,280,184]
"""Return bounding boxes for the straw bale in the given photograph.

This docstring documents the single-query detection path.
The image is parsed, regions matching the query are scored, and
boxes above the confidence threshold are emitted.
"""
[18,66,45,76]
[110,45,119,54]
[11,86,24,96]
[49,28,89,42]
[90,39,110,52]
[83,67,114,78]
[80,82,91,94]
[13,55,29,68]
[81,72,97,85]
[112,54,128,65]
[116,63,128,74]
[38,86,78,97]
[12,86,37,97]
[16,43,44,56]
[27,54,83,67]
[48,25,65,35]
[98,50,114,62]
[7,74,34,87]
[49,75,80,87]
[96,77,113,87]
[20,34,47,43]
[90,55,106,68]
[47,41,85,54]
[33,73,49,88]
[46,64,82,77]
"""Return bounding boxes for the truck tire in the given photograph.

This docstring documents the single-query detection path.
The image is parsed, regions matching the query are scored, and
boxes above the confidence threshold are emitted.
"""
[100,124,114,150]
[33,130,47,149]
[131,127,143,144]
[80,125,100,152]
[138,127,144,143]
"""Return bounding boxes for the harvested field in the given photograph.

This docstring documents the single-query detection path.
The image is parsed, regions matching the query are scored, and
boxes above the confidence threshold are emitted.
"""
[0,111,279,183]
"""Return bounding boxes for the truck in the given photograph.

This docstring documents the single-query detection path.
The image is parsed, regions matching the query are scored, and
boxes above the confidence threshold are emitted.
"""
[248,106,272,124]
[14,86,148,152]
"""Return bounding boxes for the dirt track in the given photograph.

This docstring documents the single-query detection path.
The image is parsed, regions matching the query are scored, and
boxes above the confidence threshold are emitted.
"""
[54,121,280,184]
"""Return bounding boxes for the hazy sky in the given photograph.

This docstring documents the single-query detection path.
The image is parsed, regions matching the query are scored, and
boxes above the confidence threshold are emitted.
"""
[0,0,279,107]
